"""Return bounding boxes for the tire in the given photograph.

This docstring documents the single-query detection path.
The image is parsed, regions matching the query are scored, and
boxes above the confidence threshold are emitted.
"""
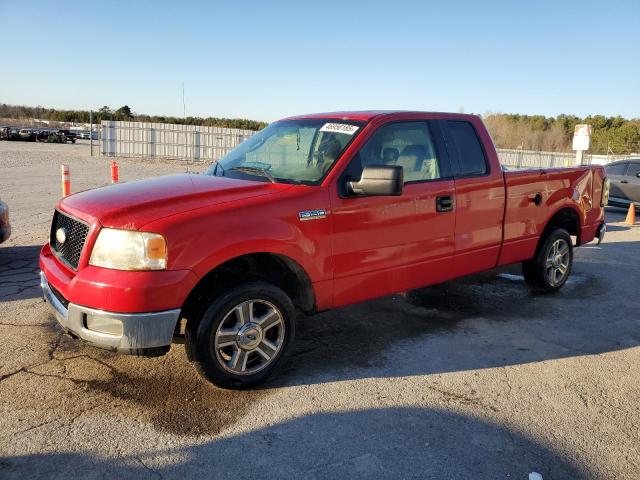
[185,281,296,389]
[522,228,573,292]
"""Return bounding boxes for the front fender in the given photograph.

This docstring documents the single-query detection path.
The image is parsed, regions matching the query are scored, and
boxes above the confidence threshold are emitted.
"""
[143,184,333,285]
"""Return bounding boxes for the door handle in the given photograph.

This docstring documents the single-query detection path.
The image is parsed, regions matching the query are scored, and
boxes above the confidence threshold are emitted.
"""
[436,195,454,212]
[620,180,629,184]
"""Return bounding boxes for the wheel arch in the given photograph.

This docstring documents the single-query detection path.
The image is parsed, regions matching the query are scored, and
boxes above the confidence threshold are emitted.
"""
[539,206,581,250]
[178,252,316,336]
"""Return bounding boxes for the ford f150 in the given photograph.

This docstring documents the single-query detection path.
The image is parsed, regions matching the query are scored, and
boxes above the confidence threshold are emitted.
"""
[40,111,609,388]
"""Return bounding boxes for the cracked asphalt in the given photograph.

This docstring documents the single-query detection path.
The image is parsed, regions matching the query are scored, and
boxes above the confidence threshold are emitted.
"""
[1,141,639,479]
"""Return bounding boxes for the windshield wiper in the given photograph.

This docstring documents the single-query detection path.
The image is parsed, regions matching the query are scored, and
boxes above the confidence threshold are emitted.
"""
[227,166,276,183]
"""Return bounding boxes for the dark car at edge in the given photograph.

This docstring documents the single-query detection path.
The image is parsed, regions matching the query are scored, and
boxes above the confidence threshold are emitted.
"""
[605,159,640,208]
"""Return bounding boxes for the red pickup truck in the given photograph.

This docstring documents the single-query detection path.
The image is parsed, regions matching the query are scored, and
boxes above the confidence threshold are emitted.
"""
[40,111,608,388]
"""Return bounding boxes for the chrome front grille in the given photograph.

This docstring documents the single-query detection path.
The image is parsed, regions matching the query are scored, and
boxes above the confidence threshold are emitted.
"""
[50,210,89,269]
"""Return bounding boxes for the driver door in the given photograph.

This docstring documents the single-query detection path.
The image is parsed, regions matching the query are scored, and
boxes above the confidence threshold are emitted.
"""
[329,120,456,307]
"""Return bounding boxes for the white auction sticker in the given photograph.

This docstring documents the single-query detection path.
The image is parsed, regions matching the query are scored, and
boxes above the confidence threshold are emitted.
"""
[320,123,359,135]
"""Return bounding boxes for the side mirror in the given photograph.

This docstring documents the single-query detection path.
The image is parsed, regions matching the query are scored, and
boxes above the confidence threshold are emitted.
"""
[636,172,640,178]
[348,165,403,196]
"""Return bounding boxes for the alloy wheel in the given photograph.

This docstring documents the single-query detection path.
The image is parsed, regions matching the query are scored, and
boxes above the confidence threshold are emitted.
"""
[545,238,570,286]
[213,299,285,375]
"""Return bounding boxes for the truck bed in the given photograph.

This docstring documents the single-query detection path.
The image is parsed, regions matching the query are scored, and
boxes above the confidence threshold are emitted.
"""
[499,165,606,265]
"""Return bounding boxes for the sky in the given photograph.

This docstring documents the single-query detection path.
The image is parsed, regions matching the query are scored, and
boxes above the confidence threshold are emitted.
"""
[0,0,638,122]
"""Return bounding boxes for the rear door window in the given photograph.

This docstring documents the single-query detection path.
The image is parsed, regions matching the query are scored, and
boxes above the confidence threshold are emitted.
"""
[625,163,640,178]
[444,121,488,176]
[605,163,627,175]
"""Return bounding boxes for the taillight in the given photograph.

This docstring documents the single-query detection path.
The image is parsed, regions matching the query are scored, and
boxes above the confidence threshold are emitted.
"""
[601,177,610,207]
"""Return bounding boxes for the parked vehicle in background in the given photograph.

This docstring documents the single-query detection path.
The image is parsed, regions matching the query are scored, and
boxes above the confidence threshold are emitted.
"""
[0,127,81,143]
[76,131,97,140]
[605,159,640,208]
[0,199,10,244]
[18,129,37,142]
[0,127,20,141]
[40,111,608,389]
[58,130,77,143]
[41,130,77,143]
[36,130,51,142]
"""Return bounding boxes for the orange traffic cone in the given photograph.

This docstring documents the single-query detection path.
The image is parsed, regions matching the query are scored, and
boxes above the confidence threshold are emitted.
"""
[61,164,70,197]
[625,203,636,225]
[110,161,119,184]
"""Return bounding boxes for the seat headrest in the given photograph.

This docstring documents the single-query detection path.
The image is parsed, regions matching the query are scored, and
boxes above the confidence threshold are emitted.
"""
[397,144,428,171]
[399,144,426,159]
[382,147,399,162]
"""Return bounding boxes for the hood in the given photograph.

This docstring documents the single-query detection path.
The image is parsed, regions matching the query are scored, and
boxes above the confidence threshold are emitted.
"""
[60,173,290,230]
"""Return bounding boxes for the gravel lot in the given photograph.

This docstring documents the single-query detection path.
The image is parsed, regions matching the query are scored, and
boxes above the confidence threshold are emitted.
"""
[0,141,639,479]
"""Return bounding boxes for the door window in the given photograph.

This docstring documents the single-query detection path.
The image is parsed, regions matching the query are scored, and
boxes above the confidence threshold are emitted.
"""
[345,122,440,185]
[605,163,627,175]
[625,163,640,178]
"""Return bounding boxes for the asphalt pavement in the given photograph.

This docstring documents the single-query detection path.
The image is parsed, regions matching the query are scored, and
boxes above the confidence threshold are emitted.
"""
[1,141,639,479]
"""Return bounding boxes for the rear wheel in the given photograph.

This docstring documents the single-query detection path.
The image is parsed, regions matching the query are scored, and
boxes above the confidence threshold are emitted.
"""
[522,228,573,292]
[186,281,296,389]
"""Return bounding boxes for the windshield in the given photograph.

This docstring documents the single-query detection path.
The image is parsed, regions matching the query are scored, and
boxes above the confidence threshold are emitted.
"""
[206,119,363,184]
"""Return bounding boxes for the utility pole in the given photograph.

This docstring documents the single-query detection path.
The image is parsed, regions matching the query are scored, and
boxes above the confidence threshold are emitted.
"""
[89,110,93,157]
[182,82,186,118]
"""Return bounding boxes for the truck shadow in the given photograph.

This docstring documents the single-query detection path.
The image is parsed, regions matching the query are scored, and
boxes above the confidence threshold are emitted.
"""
[274,237,640,386]
[0,407,589,479]
[0,245,42,302]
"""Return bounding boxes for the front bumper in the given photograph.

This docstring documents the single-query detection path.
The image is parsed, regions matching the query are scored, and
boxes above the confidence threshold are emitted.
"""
[40,271,180,355]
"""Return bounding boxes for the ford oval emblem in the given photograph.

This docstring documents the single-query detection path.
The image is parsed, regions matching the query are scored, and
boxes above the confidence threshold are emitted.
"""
[56,227,67,244]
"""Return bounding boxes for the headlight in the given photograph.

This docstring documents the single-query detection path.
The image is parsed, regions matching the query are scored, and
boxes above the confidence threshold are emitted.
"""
[89,228,167,270]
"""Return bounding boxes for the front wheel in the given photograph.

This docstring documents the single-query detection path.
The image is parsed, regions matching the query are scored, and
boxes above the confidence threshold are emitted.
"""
[522,228,573,292]
[186,281,296,389]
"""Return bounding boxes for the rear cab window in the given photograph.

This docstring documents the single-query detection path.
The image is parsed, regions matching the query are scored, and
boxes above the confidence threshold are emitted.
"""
[443,121,488,177]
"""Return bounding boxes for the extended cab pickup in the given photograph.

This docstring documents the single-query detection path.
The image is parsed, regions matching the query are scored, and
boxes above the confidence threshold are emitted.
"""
[40,111,608,388]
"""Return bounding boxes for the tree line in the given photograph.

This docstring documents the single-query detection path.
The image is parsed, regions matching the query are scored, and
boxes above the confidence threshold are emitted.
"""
[0,104,268,131]
[1,103,638,154]
[483,113,640,155]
